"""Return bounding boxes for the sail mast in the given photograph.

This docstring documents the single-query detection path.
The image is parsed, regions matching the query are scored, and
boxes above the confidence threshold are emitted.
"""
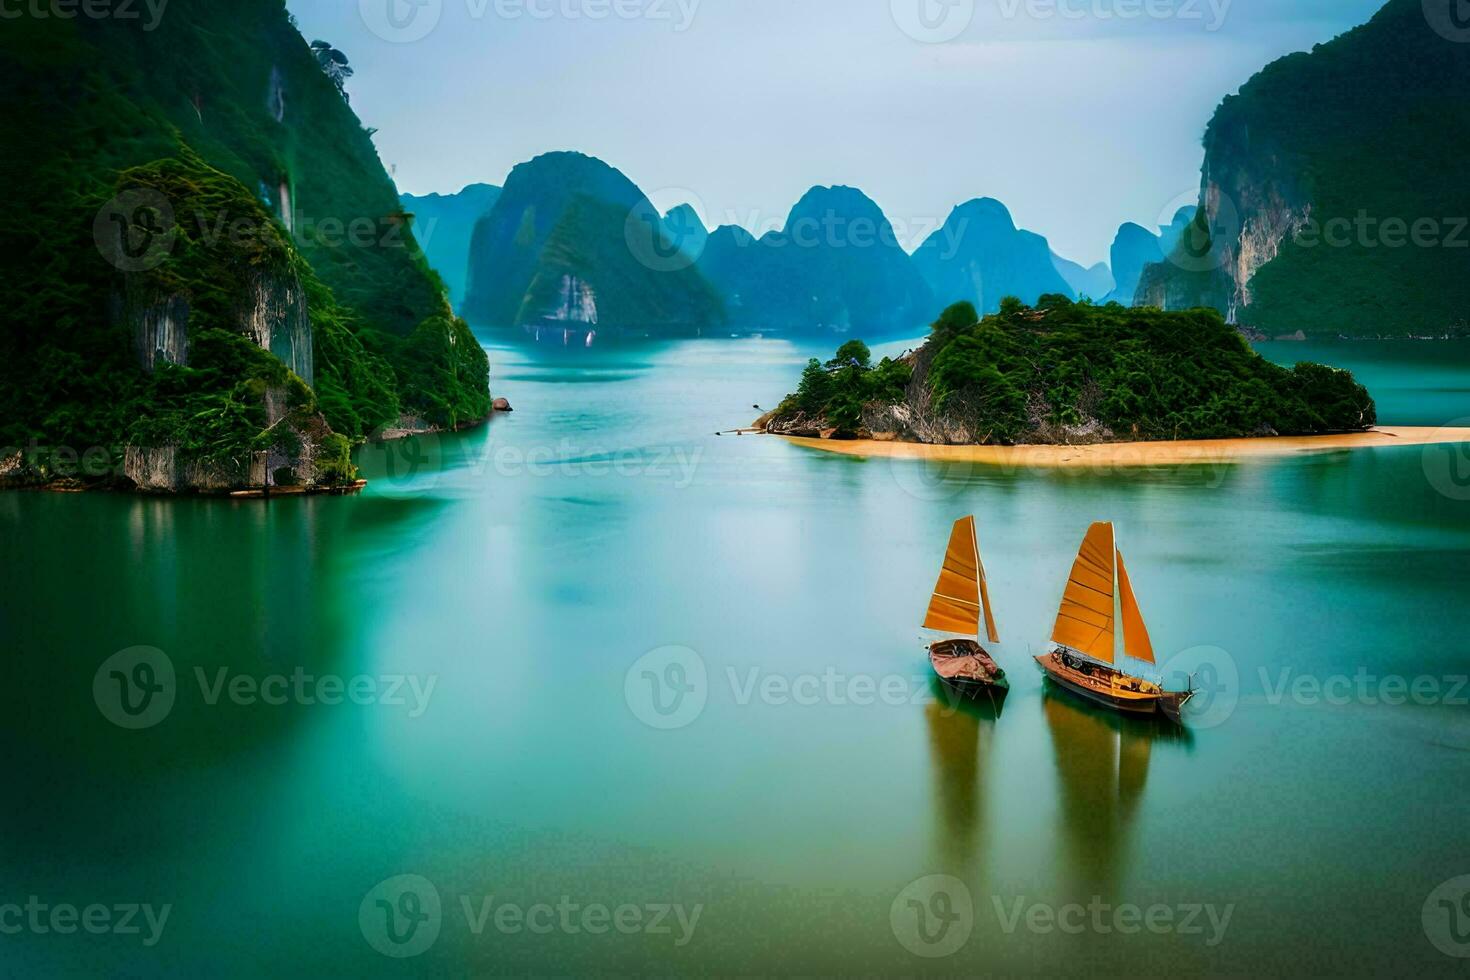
[974,521,1000,644]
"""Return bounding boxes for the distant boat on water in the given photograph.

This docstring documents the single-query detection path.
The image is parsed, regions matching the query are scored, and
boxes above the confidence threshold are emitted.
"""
[923,517,1008,699]
[1035,522,1194,723]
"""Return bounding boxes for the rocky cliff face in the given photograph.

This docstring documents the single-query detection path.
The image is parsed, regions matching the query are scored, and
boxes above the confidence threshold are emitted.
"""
[242,270,313,385]
[464,152,722,334]
[0,3,489,493]
[1135,0,1470,336]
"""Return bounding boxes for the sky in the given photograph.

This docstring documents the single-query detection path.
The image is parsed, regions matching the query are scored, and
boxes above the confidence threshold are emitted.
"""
[289,0,1388,265]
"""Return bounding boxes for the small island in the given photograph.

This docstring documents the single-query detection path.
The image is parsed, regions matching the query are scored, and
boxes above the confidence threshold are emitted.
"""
[763,296,1378,447]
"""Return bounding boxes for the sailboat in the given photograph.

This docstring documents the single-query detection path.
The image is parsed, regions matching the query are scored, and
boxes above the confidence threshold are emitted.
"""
[923,517,1008,697]
[1034,522,1194,723]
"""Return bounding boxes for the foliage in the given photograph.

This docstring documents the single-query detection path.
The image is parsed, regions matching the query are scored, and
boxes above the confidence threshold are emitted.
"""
[786,339,912,436]
[771,298,1376,444]
[1149,0,1470,336]
[310,41,353,100]
[0,1,492,482]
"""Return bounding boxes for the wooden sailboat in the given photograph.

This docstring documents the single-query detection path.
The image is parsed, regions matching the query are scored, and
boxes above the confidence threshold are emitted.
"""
[924,517,1008,697]
[1034,522,1194,723]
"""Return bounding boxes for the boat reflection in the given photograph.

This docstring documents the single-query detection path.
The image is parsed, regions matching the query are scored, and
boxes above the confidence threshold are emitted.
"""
[924,677,1003,868]
[1042,685,1193,893]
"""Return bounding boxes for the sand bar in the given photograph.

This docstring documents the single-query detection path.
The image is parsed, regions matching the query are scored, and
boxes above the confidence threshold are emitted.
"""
[774,426,1470,469]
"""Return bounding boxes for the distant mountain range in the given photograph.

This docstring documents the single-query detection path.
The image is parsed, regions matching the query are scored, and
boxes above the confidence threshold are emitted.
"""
[1138,0,1470,337]
[434,154,1211,337]
[697,185,933,334]
[401,184,501,309]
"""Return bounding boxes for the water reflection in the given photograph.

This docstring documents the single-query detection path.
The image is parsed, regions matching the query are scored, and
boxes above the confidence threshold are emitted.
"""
[1042,688,1193,894]
[924,679,1003,870]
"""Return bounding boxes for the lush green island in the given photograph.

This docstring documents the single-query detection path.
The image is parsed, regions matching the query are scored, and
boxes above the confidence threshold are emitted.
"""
[764,298,1376,444]
[0,2,491,493]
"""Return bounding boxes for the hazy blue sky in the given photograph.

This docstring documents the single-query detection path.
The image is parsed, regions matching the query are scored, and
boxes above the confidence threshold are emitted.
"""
[290,0,1387,264]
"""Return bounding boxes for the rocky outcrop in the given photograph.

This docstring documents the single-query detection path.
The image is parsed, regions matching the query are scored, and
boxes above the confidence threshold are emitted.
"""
[464,152,722,333]
[128,292,191,371]
[243,270,313,385]
[1133,0,1470,335]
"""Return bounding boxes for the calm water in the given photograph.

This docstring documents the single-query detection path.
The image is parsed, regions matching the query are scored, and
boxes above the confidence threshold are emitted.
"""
[2,335,1470,976]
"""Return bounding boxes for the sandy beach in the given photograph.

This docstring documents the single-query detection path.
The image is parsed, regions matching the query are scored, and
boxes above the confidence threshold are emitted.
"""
[773,426,1470,469]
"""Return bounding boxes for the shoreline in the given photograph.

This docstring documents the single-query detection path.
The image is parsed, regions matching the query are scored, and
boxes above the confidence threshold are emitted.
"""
[771,426,1470,469]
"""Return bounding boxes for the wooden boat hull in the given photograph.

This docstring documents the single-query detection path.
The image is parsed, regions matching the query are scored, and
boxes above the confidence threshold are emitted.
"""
[930,640,1009,697]
[1035,652,1192,723]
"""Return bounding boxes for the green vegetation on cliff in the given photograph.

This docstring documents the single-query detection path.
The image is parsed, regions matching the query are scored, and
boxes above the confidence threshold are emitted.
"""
[771,298,1376,442]
[1141,0,1470,336]
[0,2,489,487]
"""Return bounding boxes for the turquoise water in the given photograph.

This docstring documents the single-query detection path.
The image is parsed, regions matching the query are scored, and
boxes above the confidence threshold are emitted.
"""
[2,335,1469,975]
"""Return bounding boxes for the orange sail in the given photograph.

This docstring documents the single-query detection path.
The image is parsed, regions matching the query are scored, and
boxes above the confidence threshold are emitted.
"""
[1052,522,1117,662]
[1116,549,1156,665]
[923,517,1000,643]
